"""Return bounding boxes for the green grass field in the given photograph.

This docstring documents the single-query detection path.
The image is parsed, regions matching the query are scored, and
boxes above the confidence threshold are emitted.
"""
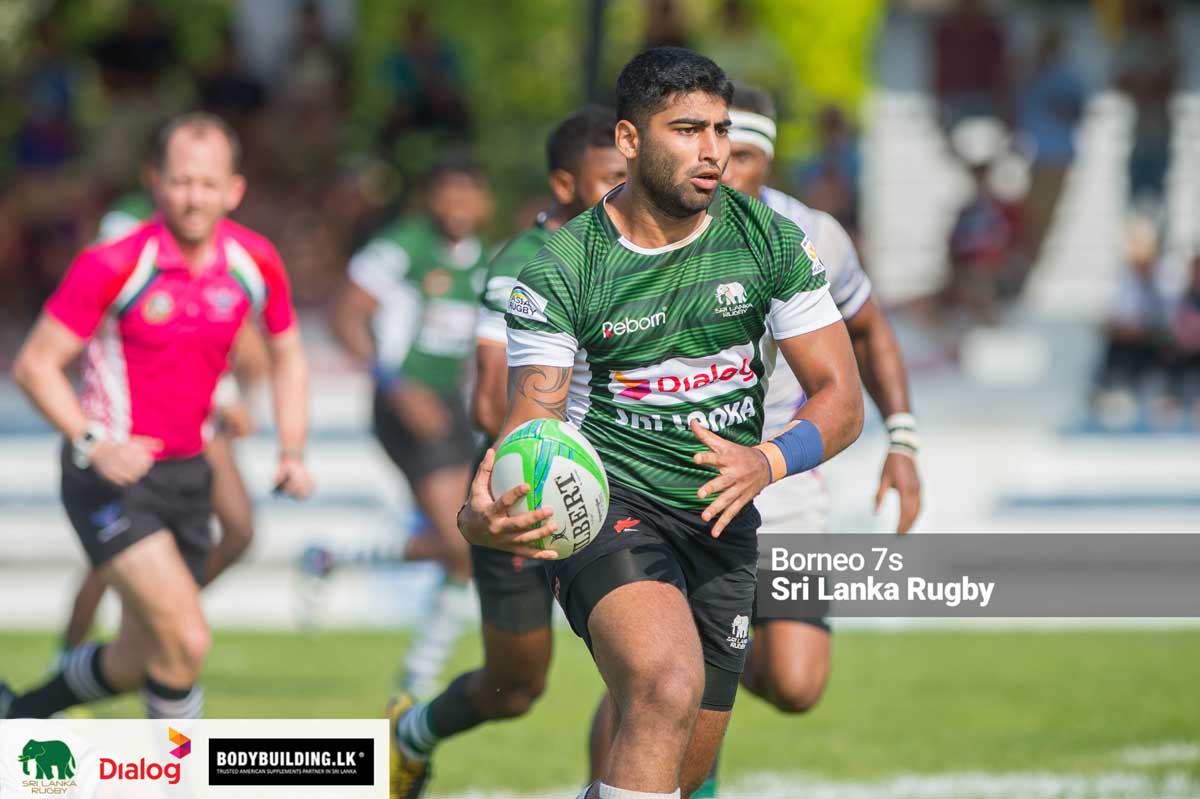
[3,628,1199,797]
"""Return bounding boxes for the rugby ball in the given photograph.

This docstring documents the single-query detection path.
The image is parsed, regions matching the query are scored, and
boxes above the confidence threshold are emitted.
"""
[490,419,609,559]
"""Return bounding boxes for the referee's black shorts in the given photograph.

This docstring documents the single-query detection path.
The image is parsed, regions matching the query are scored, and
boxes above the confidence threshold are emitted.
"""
[61,441,213,585]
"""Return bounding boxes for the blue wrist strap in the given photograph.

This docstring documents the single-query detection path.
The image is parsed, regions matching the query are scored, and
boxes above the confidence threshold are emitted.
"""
[771,420,824,477]
[371,361,401,392]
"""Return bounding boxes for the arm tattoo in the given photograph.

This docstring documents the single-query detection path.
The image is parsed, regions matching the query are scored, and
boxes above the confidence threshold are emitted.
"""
[508,365,570,419]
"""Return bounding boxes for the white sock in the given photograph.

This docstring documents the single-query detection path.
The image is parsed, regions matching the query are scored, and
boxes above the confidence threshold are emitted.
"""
[394,700,435,760]
[598,783,681,799]
[402,579,475,698]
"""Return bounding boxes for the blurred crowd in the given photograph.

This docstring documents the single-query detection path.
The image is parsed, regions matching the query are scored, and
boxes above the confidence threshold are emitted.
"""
[1,0,1197,428]
[928,0,1196,424]
[0,0,479,360]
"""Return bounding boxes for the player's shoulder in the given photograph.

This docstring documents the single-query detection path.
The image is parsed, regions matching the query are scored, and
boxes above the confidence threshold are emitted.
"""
[488,222,550,277]
[220,219,285,271]
[108,191,154,219]
[758,185,821,233]
[527,204,611,277]
[377,216,435,251]
[714,184,804,266]
[75,220,157,277]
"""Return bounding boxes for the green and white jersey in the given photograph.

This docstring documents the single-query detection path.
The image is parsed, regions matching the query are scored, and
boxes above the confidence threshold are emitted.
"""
[350,217,488,394]
[505,185,841,512]
[477,213,551,345]
[97,191,154,243]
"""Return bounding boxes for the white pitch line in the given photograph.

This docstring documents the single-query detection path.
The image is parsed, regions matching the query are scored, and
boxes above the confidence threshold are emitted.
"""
[1118,742,1200,767]
[434,769,1200,799]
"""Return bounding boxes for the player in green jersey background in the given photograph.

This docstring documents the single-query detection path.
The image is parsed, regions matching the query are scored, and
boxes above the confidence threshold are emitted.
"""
[451,48,864,799]
[330,157,493,700]
[383,107,626,799]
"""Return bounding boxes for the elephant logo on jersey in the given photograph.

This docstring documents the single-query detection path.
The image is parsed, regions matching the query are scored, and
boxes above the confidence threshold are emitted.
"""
[727,615,750,649]
[714,283,751,318]
[716,282,747,306]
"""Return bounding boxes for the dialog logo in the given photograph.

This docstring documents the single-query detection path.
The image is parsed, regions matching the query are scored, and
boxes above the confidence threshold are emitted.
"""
[98,728,189,786]
[607,343,759,407]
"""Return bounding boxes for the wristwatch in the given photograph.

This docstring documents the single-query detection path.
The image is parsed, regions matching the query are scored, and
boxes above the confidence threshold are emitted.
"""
[71,423,107,469]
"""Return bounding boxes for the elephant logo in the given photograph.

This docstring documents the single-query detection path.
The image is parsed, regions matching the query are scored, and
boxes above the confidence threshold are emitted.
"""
[715,282,747,306]
[727,614,750,649]
[18,739,76,780]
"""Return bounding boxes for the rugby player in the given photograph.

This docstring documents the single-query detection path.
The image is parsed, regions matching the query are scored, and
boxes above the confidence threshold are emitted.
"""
[385,106,625,798]
[0,112,312,721]
[330,158,493,699]
[455,48,864,799]
[589,82,923,798]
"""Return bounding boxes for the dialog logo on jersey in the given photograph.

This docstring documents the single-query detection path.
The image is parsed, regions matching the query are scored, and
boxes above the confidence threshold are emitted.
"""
[607,343,758,407]
[602,310,666,338]
[507,282,549,324]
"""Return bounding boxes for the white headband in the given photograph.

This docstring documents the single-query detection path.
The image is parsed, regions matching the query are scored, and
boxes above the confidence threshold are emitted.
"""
[728,109,777,160]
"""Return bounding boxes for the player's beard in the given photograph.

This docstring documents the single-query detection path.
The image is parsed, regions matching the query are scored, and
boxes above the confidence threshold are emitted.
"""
[637,137,717,219]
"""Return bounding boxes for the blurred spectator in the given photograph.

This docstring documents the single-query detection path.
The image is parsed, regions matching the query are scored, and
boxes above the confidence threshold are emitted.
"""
[197,28,267,131]
[944,118,1022,325]
[1094,217,1170,414]
[92,0,178,94]
[793,106,861,235]
[276,1,346,167]
[644,0,691,50]
[283,1,345,113]
[1017,25,1084,261]
[381,8,470,142]
[932,0,1009,129]
[89,0,183,186]
[1167,255,1200,414]
[13,15,82,170]
[1113,0,1178,207]
[699,1,787,113]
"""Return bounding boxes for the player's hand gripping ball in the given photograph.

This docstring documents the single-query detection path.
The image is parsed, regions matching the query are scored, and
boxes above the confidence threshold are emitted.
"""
[490,419,609,558]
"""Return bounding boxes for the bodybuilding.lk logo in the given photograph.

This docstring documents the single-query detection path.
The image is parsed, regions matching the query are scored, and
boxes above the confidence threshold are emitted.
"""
[727,614,750,650]
[18,738,78,795]
[99,728,188,785]
[714,282,751,318]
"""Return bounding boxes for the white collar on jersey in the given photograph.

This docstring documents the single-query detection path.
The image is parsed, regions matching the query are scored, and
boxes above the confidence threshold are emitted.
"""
[602,186,714,255]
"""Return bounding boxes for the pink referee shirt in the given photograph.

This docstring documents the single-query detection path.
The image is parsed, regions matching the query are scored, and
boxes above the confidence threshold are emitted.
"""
[45,217,296,460]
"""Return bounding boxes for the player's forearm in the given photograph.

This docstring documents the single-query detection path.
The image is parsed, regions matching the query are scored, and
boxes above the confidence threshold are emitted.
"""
[269,338,310,455]
[472,343,508,438]
[328,293,377,368]
[794,377,864,461]
[12,355,90,440]
[850,304,912,419]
